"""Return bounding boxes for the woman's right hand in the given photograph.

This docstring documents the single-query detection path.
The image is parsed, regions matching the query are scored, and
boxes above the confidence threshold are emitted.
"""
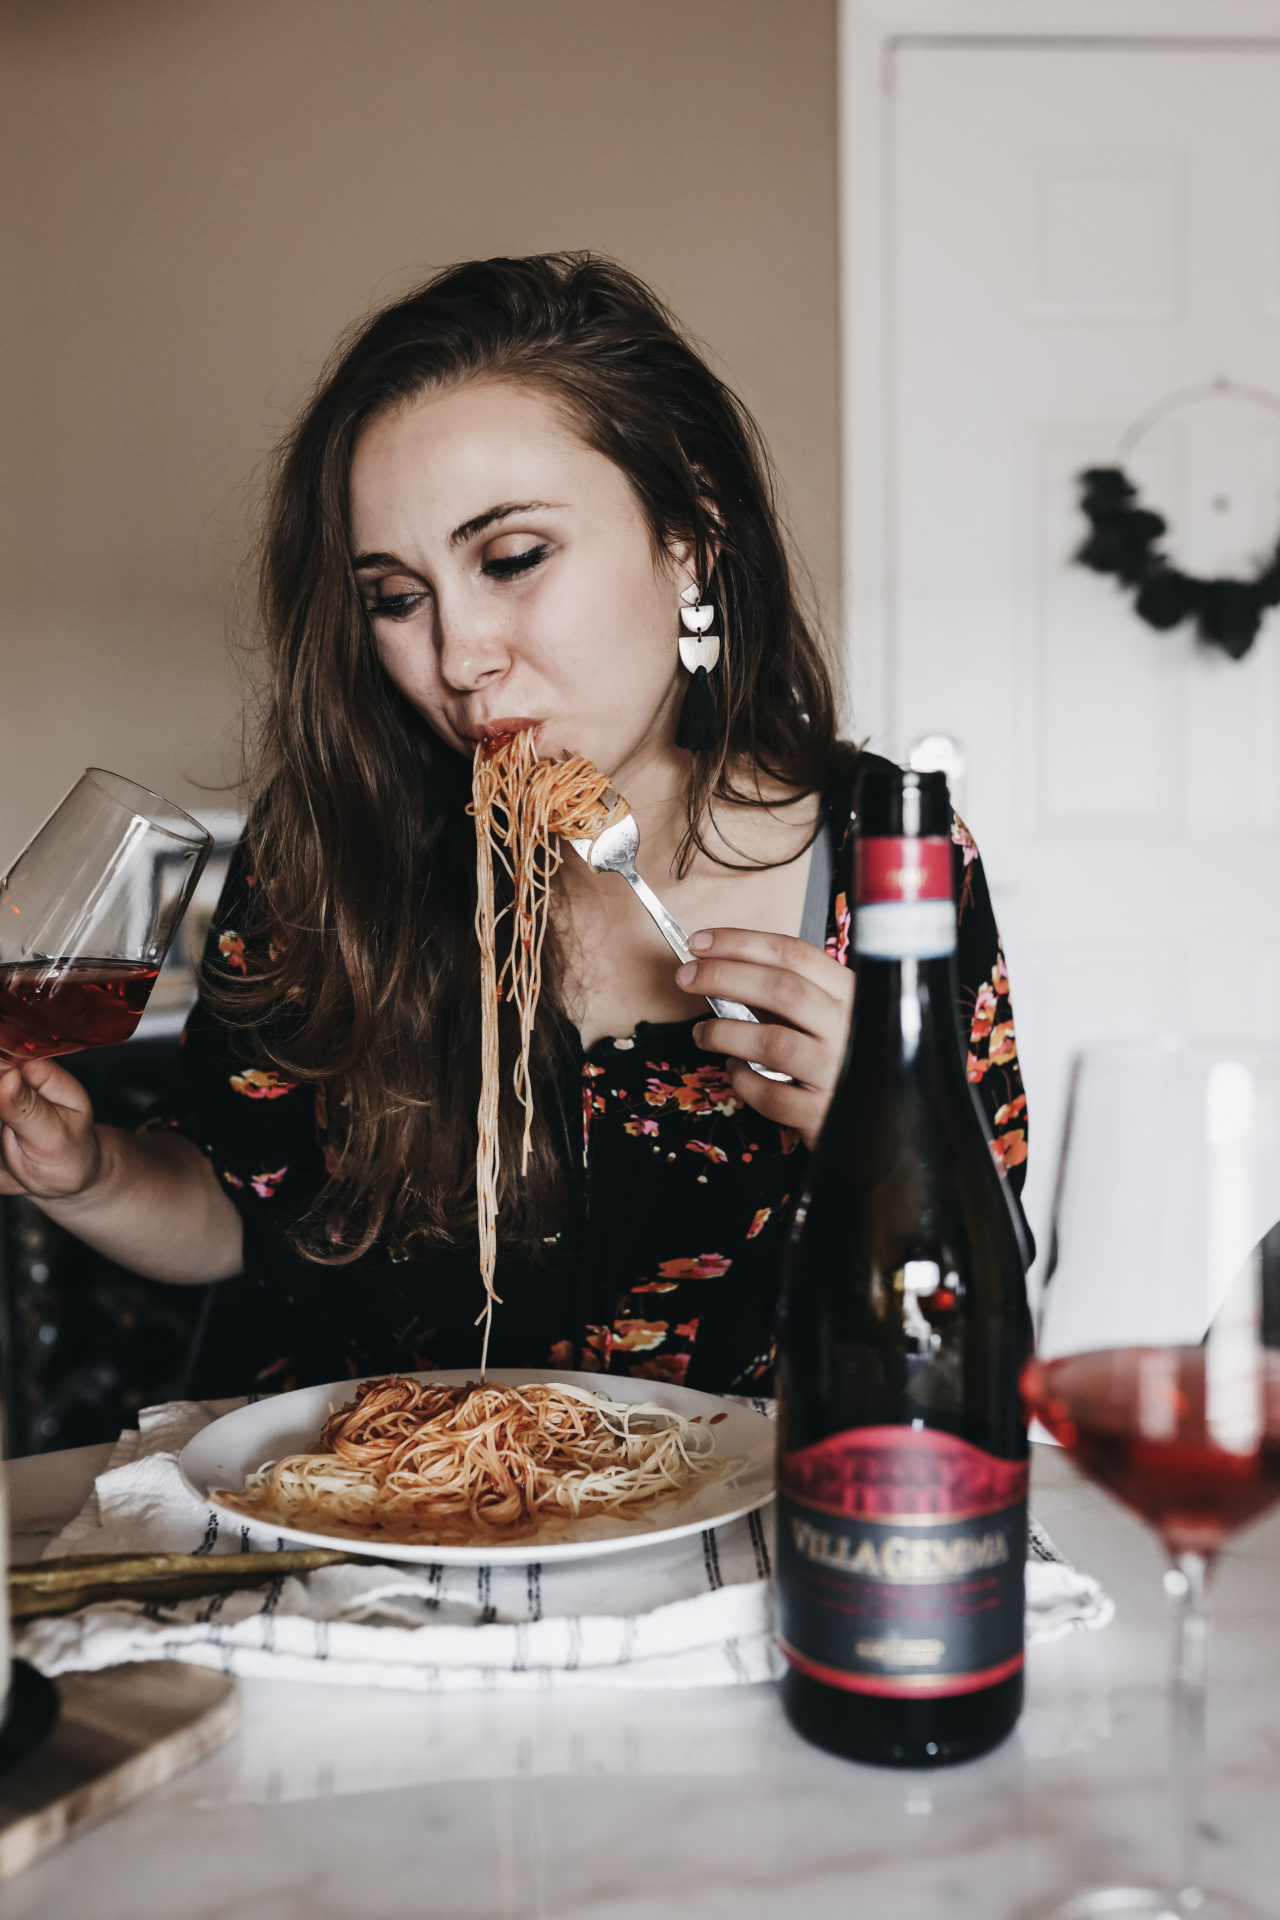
[0,1058,241,1283]
[0,1058,103,1200]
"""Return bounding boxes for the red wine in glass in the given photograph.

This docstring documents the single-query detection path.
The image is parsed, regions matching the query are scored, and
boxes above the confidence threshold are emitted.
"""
[1023,1347,1280,1559]
[0,769,210,1067]
[0,959,162,1063]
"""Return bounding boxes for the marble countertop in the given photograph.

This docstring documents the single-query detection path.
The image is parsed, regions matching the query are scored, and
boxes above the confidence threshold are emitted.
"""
[5,1443,1280,1919]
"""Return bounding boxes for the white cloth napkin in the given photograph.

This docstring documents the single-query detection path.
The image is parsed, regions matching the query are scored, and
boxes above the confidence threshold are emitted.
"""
[17,1397,1113,1692]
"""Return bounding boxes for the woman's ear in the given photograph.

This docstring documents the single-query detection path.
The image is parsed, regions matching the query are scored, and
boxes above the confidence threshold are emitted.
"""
[666,508,724,593]
[665,536,700,595]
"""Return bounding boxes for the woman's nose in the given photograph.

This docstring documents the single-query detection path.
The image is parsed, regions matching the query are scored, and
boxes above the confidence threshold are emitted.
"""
[436,607,511,693]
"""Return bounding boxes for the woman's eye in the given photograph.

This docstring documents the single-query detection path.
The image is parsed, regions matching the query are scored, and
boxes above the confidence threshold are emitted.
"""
[367,591,425,620]
[483,543,548,580]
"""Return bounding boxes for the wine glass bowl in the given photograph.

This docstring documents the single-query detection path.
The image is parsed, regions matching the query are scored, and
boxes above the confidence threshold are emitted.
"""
[1022,1038,1280,1920]
[1024,1344,1280,1560]
[0,769,212,1064]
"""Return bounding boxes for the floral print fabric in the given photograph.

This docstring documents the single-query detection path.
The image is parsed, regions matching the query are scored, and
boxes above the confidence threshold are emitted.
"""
[167,756,1032,1395]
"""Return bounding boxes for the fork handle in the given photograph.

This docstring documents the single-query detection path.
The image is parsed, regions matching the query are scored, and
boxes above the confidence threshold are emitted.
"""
[622,868,695,965]
[621,870,791,1083]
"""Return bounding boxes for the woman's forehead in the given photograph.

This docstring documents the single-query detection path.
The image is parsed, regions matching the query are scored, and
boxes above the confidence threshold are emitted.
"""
[355,380,592,482]
[348,378,625,541]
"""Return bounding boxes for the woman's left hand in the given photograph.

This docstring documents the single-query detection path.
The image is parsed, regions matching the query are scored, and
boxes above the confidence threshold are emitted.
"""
[676,929,855,1150]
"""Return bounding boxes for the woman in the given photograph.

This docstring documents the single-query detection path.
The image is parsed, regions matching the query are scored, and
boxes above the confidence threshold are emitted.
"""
[0,254,1030,1394]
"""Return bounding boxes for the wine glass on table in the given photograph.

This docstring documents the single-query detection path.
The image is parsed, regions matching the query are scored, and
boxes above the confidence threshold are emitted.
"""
[0,768,212,1066]
[1022,1039,1280,1920]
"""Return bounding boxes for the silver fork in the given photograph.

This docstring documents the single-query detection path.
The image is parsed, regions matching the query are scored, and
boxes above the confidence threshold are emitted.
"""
[565,786,790,1083]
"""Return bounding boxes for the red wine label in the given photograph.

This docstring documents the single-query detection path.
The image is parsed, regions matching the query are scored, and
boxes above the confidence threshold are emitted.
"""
[776,1427,1028,1698]
[857,838,952,904]
[855,837,955,959]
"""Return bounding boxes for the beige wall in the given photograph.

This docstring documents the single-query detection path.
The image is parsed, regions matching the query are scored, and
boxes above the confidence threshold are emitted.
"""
[0,0,839,859]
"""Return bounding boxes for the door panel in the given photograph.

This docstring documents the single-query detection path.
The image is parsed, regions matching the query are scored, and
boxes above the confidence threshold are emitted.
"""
[891,45,1280,1273]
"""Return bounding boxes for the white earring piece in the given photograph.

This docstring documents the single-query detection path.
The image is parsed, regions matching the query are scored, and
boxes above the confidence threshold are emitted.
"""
[678,583,721,673]
[675,582,721,750]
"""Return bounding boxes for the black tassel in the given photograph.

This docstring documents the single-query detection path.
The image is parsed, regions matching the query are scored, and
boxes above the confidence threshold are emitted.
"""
[675,665,718,750]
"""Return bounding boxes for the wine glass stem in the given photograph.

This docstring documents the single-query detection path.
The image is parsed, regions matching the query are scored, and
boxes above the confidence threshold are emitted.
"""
[1172,1548,1213,1913]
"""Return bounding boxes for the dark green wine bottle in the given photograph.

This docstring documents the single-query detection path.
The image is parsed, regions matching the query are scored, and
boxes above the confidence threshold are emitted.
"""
[775,763,1032,1767]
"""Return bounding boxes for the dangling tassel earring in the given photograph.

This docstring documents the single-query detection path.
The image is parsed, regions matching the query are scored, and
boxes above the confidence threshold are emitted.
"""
[675,583,721,751]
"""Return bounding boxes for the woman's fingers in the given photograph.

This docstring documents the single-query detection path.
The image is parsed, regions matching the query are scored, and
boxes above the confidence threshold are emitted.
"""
[718,1041,836,1147]
[676,928,854,1079]
[0,1057,93,1128]
[694,1012,836,1148]
[679,957,834,1040]
[721,1057,817,1131]
[692,1014,832,1091]
[0,1059,101,1197]
[682,928,852,1018]
[677,928,856,1148]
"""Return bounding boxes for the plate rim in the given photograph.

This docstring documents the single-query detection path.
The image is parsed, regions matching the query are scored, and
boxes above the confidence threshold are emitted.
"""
[178,1366,776,1566]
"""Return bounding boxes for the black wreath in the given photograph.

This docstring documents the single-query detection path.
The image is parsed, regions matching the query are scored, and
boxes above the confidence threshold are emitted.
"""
[1076,466,1280,661]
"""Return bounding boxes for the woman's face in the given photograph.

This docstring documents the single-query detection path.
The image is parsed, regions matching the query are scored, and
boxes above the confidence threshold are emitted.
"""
[348,379,690,778]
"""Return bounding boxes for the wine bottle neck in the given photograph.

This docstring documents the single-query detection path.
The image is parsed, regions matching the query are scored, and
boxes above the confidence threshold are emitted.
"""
[837,825,968,1087]
[851,953,966,1073]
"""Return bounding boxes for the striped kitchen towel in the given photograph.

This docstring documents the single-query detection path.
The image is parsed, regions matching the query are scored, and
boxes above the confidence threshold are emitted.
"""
[17,1396,1112,1692]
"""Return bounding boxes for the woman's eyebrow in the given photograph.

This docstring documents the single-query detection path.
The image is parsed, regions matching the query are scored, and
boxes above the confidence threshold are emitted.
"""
[351,503,562,572]
[447,501,560,548]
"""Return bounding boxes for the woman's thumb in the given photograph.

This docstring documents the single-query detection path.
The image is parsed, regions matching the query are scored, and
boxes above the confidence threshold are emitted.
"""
[0,1058,89,1135]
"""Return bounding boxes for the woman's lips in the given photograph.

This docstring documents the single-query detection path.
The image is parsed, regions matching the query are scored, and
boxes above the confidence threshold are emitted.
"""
[465,718,545,743]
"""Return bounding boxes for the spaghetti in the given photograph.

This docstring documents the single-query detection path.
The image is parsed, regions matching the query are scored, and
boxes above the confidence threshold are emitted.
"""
[469,733,622,1367]
[215,1375,731,1547]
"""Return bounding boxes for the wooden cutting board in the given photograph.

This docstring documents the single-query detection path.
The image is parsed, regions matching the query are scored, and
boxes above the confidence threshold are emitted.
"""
[0,1661,239,1880]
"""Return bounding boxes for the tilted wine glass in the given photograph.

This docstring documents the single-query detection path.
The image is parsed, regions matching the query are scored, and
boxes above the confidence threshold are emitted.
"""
[1022,1039,1280,1920]
[0,768,212,1064]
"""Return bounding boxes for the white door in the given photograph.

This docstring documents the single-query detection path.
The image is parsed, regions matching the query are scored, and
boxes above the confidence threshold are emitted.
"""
[888,42,1280,1274]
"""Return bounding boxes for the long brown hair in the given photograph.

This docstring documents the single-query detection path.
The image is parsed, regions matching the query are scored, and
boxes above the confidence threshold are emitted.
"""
[216,253,841,1263]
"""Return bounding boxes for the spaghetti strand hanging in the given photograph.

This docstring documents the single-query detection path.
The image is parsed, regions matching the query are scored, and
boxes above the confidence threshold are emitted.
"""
[469,733,623,1368]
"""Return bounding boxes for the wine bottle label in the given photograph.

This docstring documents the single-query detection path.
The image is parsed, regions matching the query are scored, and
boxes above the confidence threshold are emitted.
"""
[777,1426,1028,1698]
[855,836,955,959]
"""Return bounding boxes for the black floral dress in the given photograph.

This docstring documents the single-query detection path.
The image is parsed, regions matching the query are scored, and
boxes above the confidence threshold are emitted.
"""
[161,759,1031,1397]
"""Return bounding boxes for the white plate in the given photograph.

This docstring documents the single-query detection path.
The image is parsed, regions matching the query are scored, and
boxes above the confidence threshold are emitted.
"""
[179,1367,776,1566]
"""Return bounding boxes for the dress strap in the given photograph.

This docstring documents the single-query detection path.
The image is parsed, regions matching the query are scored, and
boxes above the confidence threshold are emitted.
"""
[798,815,837,947]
